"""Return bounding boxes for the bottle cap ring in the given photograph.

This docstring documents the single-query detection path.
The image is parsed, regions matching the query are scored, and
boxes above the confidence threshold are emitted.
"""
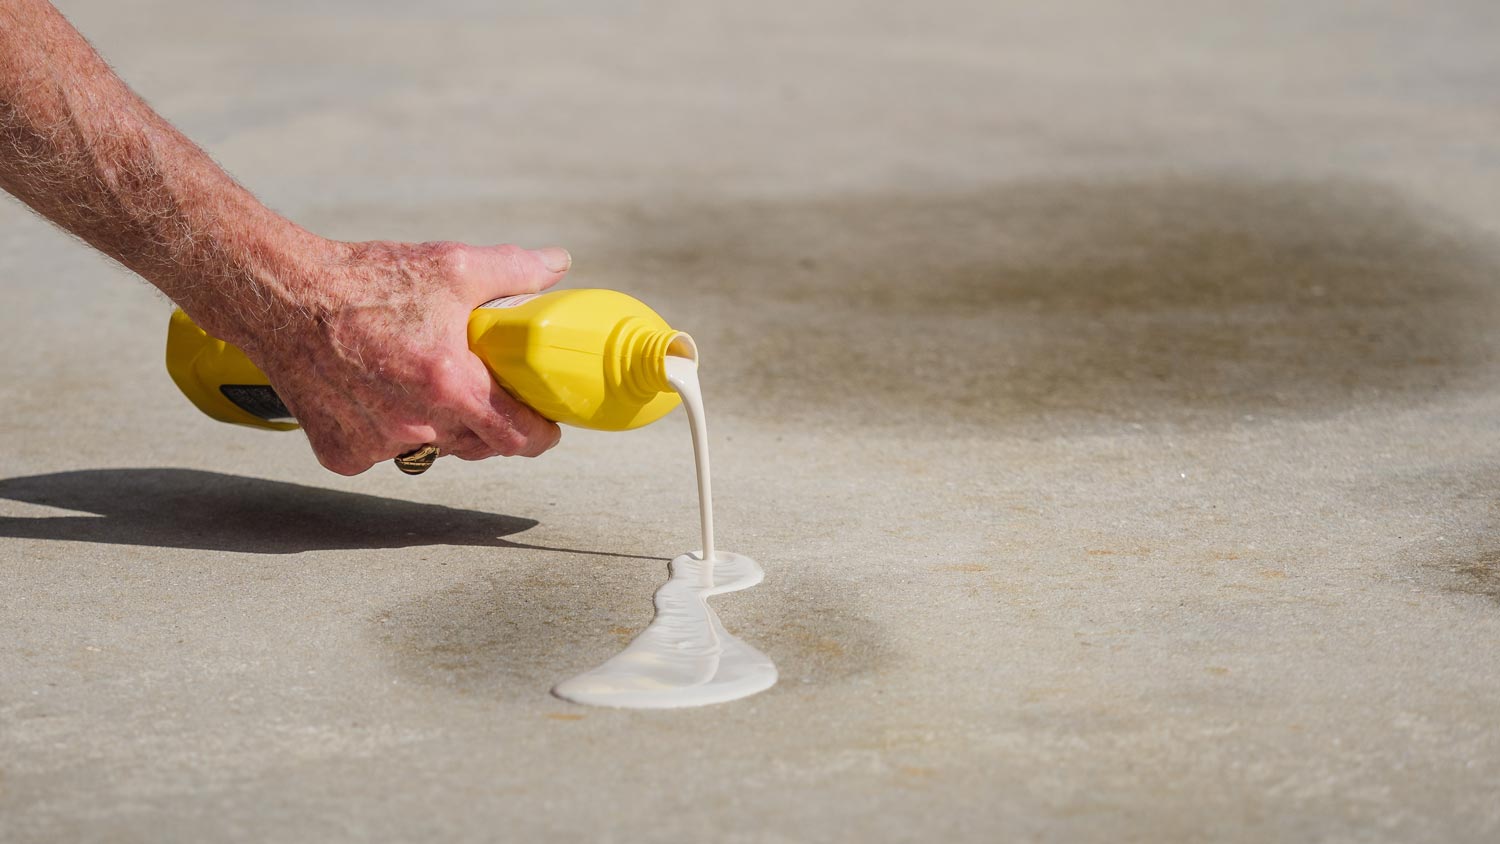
[394,444,440,476]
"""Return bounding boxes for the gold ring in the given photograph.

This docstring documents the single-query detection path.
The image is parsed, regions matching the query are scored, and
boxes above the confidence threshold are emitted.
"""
[394,444,440,475]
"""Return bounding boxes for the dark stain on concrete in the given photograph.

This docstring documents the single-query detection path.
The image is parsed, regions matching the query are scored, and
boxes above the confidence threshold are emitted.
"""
[314,176,1500,434]
[373,562,619,696]
[609,179,1500,433]
[373,559,885,698]
[1379,467,1500,606]
[1450,551,1500,603]
[1434,548,1500,606]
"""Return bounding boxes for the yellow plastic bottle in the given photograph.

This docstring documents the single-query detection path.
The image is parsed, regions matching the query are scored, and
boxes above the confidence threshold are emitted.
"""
[165,288,697,432]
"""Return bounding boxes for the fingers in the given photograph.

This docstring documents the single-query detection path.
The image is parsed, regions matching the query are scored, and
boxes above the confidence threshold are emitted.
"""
[446,243,571,307]
[435,428,496,462]
[307,426,500,474]
[356,354,558,470]
[380,410,554,469]
[454,356,562,458]
[298,391,494,473]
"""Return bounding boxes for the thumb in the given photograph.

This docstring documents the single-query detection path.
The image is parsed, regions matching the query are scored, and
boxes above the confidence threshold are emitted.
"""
[458,244,571,305]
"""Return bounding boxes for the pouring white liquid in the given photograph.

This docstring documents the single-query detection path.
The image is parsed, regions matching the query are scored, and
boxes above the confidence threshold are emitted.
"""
[673,354,717,573]
[551,354,778,709]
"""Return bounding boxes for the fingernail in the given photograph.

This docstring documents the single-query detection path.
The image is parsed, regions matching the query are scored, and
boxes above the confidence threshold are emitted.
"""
[535,247,571,273]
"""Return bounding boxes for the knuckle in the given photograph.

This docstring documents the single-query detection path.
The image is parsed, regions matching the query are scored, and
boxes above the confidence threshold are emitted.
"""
[301,413,385,476]
[427,241,470,277]
[491,244,534,284]
[317,451,369,476]
[490,243,524,262]
[450,442,498,461]
[492,428,529,457]
[417,354,463,390]
[385,421,434,445]
[525,433,559,458]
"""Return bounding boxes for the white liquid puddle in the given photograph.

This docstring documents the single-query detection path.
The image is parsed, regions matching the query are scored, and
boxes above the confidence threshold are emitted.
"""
[552,354,777,709]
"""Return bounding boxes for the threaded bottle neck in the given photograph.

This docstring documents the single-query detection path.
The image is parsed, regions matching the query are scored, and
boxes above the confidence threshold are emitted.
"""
[618,322,697,398]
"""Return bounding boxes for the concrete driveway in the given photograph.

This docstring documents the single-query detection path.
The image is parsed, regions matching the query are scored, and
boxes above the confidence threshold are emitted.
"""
[3,1,1499,840]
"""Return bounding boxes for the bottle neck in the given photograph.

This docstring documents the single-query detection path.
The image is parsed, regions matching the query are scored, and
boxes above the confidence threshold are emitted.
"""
[614,320,697,398]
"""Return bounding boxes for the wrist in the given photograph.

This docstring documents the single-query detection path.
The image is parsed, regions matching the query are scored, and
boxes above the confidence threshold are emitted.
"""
[169,210,349,352]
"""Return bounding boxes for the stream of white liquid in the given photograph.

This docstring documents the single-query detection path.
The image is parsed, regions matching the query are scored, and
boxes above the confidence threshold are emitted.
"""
[551,355,778,709]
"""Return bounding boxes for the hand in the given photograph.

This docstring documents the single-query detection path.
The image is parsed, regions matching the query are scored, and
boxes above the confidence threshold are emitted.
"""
[231,239,571,476]
[0,1,565,474]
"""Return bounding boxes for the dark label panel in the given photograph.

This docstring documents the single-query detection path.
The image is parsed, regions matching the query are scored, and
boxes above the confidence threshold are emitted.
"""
[220,384,295,423]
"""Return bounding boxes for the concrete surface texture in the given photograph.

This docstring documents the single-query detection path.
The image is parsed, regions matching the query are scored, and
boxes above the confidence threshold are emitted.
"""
[3,1,1499,841]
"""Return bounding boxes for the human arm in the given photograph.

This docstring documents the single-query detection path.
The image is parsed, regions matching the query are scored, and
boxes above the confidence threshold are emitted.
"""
[0,0,567,474]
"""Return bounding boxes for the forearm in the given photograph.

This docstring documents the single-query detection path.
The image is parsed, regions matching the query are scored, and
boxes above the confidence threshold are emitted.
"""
[0,0,569,472]
[0,0,331,346]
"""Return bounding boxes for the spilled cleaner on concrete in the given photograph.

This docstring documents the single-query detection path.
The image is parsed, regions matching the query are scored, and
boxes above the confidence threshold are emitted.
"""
[552,355,778,709]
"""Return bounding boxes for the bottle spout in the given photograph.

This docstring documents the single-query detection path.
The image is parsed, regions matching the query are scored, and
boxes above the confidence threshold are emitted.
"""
[666,332,698,364]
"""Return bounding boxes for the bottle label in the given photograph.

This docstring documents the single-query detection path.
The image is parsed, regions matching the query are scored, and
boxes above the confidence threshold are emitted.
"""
[219,384,295,423]
[478,293,542,309]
